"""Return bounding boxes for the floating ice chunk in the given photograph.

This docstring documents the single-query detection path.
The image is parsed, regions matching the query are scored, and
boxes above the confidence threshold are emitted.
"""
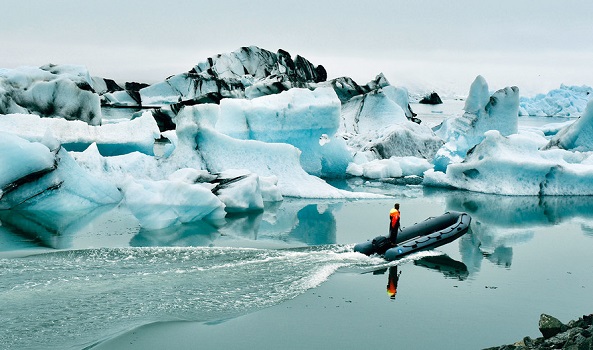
[340,87,408,137]
[424,130,593,195]
[346,156,431,179]
[211,170,265,213]
[432,76,519,171]
[196,126,380,199]
[544,98,593,152]
[0,111,160,156]
[364,122,444,160]
[338,83,441,161]
[121,177,226,230]
[0,132,122,210]
[0,132,56,192]
[215,87,349,176]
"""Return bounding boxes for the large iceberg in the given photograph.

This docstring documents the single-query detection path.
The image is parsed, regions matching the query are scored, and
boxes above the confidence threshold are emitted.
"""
[519,84,592,117]
[215,87,350,176]
[423,76,593,196]
[432,75,519,171]
[0,64,103,125]
[337,80,443,176]
[424,130,593,195]
[103,46,327,108]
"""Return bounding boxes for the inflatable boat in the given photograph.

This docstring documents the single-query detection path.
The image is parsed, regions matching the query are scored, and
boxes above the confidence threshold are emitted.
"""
[354,211,471,261]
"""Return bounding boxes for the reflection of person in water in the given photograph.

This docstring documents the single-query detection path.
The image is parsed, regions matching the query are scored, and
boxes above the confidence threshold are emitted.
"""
[386,266,402,299]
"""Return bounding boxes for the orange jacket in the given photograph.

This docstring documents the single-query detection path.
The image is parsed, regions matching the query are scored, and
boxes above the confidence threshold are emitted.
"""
[390,208,400,230]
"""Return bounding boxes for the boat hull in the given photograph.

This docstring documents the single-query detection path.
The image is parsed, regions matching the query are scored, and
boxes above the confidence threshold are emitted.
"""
[353,211,471,260]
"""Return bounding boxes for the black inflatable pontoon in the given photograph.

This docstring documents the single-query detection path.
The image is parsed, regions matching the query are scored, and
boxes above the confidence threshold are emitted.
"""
[353,211,471,261]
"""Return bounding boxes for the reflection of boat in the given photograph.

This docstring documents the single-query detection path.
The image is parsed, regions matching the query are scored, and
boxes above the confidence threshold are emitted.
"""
[414,254,469,280]
[354,211,471,261]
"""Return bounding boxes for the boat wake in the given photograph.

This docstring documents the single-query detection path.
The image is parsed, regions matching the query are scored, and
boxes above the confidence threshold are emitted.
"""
[0,244,436,350]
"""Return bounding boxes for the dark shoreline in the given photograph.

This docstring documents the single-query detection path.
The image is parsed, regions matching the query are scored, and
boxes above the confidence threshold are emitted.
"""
[485,313,593,350]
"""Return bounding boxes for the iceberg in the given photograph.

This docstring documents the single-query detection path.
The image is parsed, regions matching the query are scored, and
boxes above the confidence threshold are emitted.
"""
[0,132,122,210]
[338,80,442,173]
[0,111,160,156]
[543,98,593,152]
[0,64,103,125]
[197,125,361,198]
[112,46,327,107]
[121,177,226,230]
[424,130,593,195]
[432,75,519,171]
[519,84,593,117]
[216,87,350,176]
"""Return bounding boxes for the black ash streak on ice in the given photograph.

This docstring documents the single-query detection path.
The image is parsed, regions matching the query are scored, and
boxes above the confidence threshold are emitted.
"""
[0,245,414,350]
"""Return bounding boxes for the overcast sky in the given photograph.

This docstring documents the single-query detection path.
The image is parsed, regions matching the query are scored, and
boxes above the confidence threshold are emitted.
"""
[2,0,592,96]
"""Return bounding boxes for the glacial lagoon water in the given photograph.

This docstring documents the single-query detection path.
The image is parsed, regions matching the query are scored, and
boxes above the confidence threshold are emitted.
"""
[1,183,593,350]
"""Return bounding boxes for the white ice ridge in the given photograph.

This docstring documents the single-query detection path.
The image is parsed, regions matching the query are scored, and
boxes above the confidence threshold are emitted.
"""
[0,111,160,156]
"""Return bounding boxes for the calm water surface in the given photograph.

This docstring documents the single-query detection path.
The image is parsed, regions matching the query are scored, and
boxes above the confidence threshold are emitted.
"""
[1,182,592,349]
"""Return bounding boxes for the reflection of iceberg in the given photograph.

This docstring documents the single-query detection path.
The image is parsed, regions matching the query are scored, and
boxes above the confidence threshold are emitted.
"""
[288,204,337,245]
[444,191,593,228]
[440,190,593,272]
[130,221,220,247]
[130,200,340,248]
[0,205,114,249]
[221,200,339,246]
[414,254,469,280]
[582,224,593,238]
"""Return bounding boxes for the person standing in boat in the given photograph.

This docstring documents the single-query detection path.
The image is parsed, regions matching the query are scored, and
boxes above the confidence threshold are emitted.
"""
[389,203,401,244]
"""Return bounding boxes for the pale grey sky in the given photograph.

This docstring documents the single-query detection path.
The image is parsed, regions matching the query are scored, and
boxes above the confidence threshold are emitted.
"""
[2,0,592,96]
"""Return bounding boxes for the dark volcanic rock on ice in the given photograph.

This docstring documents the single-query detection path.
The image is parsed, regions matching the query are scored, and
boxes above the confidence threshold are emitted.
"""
[419,91,443,105]
[0,64,103,125]
[101,46,328,108]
